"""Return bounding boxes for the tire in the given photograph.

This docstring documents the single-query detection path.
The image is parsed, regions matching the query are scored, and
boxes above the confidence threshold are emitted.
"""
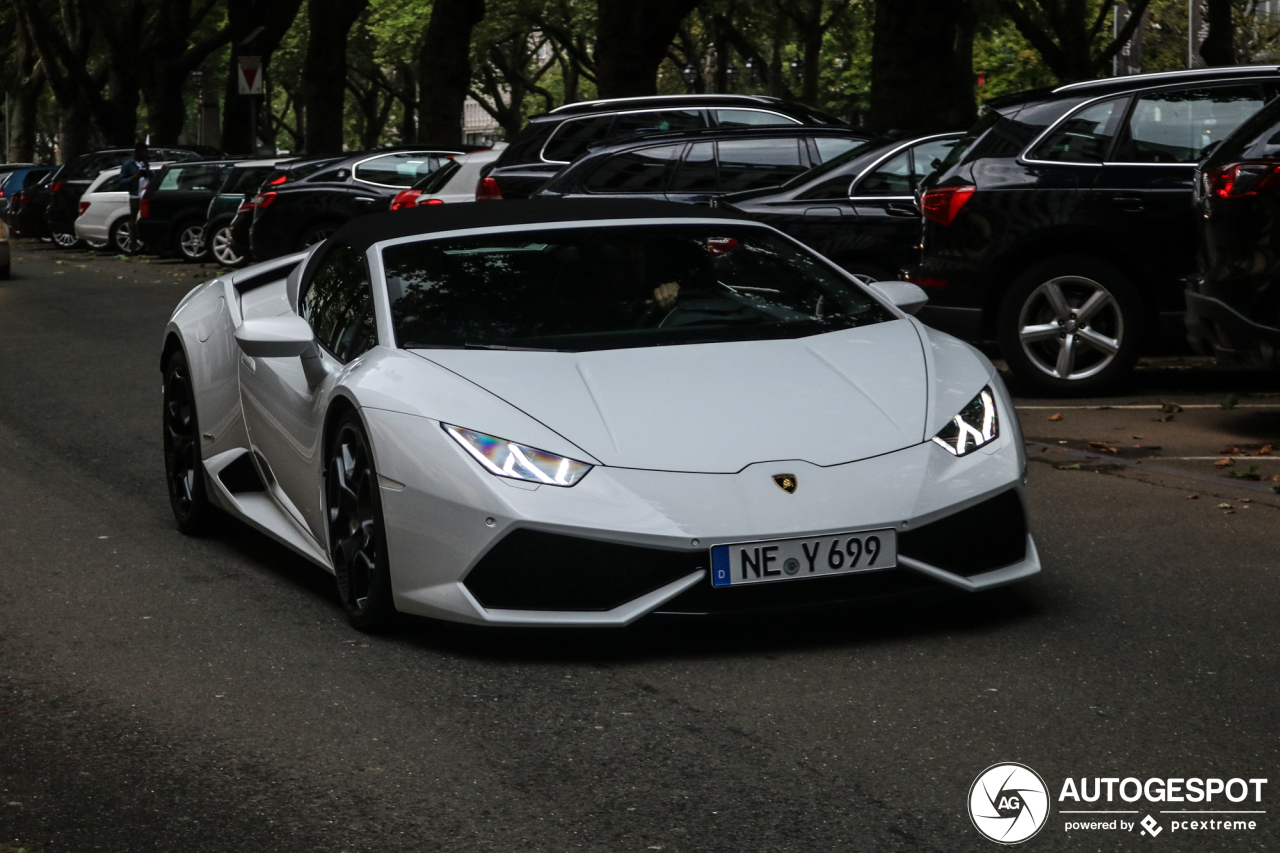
[325,409,397,632]
[296,222,340,252]
[208,223,243,266]
[109,218,136,255]
[51,228,82,249]
[997,255,1144,397]
[0,262,9,280]
[177,221,209,262]
[163,350,214,534]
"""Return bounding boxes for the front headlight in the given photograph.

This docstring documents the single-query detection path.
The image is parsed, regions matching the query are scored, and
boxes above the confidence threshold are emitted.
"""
[443,424,592,487]
[932,387,999,456]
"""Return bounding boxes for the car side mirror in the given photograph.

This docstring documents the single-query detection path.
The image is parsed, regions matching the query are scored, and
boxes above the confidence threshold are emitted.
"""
[869,281,929,316]
[234,315,316,358]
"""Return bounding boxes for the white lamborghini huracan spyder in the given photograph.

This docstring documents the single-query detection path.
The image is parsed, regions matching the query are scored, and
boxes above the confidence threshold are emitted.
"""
[161,199,1039,630]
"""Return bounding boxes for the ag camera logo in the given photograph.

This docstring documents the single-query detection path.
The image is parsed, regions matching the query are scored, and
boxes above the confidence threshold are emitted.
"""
[969,763,1050,844]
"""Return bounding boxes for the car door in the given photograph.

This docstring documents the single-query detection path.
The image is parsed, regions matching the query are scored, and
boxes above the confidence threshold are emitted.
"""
[846,145,922,275]
[238,244,378,540]
[156,163,223,232]
[579,144,685,199]
[1093,82,1267,308]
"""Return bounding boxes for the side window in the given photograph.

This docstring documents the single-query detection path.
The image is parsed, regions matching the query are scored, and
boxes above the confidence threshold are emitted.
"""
[300,244,378,363]
[613,109,704,138]
[668,142,718,192]
[910,138,959,186]
[714,109,801,127]
[173,164,220,191]
[355,153,444,187]
[98,174,127,193]
[856,150,913,196]
[1115,85,1265,164]
[716,139,806,192]
[543,115,615,162]
[1031,97,1126,163]
[158,168,183,191]
[584,144,682,193]
[815,137,860,163]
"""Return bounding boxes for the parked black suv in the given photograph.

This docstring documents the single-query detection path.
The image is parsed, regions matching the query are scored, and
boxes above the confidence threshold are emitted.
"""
[46,146,219,248]
[203,159,293,266]
[914,67,1280,394]
[1188,95,1280,366]
[534,125,872,204]
[719,132,962,280]
[484,95,849,200]
[137,159,243,261]
[248,147,476,261]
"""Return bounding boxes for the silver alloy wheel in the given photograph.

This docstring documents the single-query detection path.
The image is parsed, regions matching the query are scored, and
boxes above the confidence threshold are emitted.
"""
[1017,275,1123,381]
[179,225,206,259]
[113,221,133,253]
[211,226,241,265]
[52,230,78,248]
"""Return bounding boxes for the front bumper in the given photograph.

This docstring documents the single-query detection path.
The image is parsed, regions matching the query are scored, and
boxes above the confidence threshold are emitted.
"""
[1186,289,1280,367]
[363,405,1039,627]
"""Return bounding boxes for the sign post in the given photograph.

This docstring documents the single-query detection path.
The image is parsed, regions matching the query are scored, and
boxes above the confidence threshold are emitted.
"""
[238,55,263,154]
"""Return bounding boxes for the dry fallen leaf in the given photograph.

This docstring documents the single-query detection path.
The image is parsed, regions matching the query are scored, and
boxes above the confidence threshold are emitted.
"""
[1218,502,1233,508]
[1161,401,1184,413]
[1259,445,1273,456]
[1186,494,1199,500]
[1224,509,1237,515]
[1220,446,1241,454]
[1048,413,1063,421]
[1215,458,1233,467]
[1132,435,1143,439]
[1241,498,1252,503]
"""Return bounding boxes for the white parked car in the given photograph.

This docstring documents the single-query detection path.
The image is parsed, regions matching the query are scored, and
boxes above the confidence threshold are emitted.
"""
[389,144,507,209]
[75,164,170,252]
[161,200,1039,631]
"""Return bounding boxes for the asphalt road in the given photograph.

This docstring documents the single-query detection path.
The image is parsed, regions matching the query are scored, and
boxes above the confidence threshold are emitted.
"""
[1,242,1278,852]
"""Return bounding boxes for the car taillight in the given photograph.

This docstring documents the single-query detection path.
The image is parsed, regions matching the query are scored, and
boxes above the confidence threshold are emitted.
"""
[18,193,28,209]
[422,197,444,205]
[78,201,90,216]
[1205,160,1280,199]
[390,189,422,210]
[920,184,976,226]
[140,198,149,218]
[236,199,255,214]
[476,176,503,201]
[253,191,277,209]
[51,182,63,194]
[269,174,288,185]
[907,274,948,288]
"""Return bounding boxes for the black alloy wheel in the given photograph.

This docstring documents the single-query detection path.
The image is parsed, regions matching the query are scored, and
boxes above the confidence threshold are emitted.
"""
[326,410,396,631]
[163,350,213,533]
[997,255,1144,397]
[297,222,339,251]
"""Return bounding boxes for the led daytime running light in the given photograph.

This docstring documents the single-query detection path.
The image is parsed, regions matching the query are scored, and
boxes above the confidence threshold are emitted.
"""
[932,387,999,456]
[444,424,592,487]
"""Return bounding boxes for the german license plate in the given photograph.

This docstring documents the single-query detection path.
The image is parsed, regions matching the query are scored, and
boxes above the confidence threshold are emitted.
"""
[710,529,897,588]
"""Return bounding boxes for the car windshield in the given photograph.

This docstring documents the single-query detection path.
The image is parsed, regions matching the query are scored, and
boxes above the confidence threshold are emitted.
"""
[383,224,893,352]
[412,158,461,192]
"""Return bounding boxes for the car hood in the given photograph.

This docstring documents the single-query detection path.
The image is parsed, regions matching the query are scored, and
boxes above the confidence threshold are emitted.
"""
[409,319,928,473]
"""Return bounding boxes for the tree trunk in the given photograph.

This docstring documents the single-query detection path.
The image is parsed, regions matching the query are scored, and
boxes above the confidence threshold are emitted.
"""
[143,73,190,146]
[7,21,46,162]
[222,0,305,154]
[417,0,486,145]
[58,98,91,163]
[1200,0,1234,66]
[868,0,975,132]
[595,0,700,98]
[302,0,368,155]
[396,66,416,143]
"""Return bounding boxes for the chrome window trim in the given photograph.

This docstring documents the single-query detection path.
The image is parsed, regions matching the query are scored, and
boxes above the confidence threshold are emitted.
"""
[549,94,780,114]
[1052,66,1279,93]
[848,132,962,199]
[1020,77,1276,168]
[351,150,461,189]
[538,108,802,165]
[539,109,710,164]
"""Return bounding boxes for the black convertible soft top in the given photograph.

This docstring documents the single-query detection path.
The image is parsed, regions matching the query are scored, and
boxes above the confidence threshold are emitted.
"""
[331,198,749,252]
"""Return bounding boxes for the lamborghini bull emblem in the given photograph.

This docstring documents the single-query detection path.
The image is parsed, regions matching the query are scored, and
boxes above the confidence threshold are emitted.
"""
[772,473,797,494]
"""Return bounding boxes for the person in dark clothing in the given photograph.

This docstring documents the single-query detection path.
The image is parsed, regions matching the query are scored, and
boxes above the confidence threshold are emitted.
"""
[119,144,150,253]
